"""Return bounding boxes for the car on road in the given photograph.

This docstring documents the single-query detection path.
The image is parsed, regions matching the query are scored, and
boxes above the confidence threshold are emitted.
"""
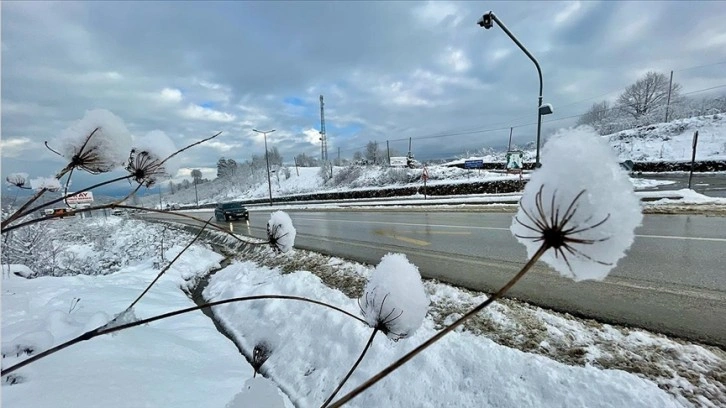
[214,201,249,222]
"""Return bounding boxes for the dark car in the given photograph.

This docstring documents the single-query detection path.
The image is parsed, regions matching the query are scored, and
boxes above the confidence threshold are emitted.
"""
[214,202,249,222]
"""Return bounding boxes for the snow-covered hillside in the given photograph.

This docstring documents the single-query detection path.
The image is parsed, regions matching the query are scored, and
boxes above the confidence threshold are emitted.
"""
[607,114,726,162]
[447,114,726,166]
[148,165,524,208]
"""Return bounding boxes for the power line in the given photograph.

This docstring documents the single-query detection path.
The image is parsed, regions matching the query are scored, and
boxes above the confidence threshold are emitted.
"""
[675,60,726,73]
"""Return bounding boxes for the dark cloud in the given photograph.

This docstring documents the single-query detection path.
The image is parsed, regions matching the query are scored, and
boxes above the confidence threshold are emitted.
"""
[2,1,725,194]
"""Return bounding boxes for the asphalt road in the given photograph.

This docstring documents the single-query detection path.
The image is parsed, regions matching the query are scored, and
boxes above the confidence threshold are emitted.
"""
[145,209,726,347]
[642,173,726,197]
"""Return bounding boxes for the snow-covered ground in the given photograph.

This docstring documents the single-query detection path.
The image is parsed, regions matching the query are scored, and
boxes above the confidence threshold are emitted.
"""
[1,218,292,408]
[4,215,724,407]
[204,260,680,408]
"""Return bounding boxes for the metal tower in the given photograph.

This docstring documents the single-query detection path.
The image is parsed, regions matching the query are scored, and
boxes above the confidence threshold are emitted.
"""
[319,95,328,162]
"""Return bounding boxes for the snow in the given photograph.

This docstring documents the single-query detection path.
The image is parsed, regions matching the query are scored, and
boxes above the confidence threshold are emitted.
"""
[54,109,133,173]
[607,114,726,162]
[2,264,35,278]
[511,127,643,281]
[132,129,180,176]
[225,377,290,408]
[446,114,726,165]
[29,177,62,192]
[5,173,29,188]
[203,260,680,408]
[360,253,429,340]
[1,218,292,408]
[642,188,726,205]
[266,210,296,253]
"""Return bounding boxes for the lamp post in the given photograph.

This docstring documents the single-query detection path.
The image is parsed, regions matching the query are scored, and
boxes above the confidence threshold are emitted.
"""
[253,128,276,205]
[478,11,553,168]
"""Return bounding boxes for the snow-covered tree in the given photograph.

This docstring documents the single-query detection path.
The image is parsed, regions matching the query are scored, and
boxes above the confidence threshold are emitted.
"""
[617,71,681,122]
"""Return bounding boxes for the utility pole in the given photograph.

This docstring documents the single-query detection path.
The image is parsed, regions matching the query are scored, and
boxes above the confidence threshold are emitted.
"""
[337,147,341,166]
[387,140,391,166]
[665,70,674,123]
[508,127,513,151]
[253,129,276,206]
[319,95,328,162]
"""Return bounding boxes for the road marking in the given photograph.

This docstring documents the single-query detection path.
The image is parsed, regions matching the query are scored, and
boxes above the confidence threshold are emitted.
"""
[636,234,726,243]
[293,217,726,242]
[374,229,430,246]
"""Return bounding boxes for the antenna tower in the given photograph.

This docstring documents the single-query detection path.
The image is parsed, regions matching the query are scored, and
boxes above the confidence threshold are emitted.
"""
[319,95,328,162]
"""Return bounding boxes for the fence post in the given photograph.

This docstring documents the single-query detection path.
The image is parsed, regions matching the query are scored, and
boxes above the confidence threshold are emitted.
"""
[688,131,698,189]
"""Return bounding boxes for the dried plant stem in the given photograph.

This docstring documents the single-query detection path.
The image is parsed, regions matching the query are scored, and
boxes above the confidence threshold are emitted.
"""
[127,217,213,310]
[1,294,367,377]
[328,244,549,408]
[1,203,255,250]
[1,161,77,229]
[321,329,378,408]
[10,175,134,223]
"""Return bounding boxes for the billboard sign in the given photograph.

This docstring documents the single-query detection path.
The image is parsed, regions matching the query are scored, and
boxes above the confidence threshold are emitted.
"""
[66,191,94,205]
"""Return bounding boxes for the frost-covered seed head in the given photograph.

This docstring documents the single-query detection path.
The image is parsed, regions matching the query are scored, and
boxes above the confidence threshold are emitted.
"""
[359,253,429,341]
[510,127,643,281]
[6,173,29,188]
[125,149,168,187]
[29,177,62,192]
[266,211,296,253]
[53,109,133,174]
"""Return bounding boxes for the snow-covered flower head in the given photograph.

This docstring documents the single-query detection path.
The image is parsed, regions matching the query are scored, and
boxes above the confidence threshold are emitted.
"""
[359,253,429,341]
[126,131,179,187]
[6,173,29,188]
[52,109,133,174]
[510,127,643,281]
[266,211,296,253]
[29,177,62,192]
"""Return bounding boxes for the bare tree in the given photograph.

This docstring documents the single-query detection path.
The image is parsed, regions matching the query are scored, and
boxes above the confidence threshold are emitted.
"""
[617,71,681,121]
[365,141,385,165]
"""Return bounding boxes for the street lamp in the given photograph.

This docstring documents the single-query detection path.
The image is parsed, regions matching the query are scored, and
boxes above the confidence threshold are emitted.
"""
[478,11,554,168]
[253,128,276,206]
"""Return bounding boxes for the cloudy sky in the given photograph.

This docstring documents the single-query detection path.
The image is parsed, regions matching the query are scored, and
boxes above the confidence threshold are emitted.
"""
[2,1,725,195]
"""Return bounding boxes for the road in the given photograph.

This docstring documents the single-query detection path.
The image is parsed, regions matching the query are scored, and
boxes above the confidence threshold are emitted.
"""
[144,209,726,347]
[642,173,726,197]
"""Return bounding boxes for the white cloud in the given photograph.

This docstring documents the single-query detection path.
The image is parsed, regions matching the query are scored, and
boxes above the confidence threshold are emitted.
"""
[158,88,183,103]
[303,128,322,145]
[0,137,34,157]
[554,1,582,25]
[413,1,462,27]
[442,47,472,73]
[204,140,243,152]
[180,104,236,122]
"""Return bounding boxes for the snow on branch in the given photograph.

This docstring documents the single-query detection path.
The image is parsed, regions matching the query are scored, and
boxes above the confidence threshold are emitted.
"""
[359,253,429,340]
[50,109,133,174]
[29,177,62,192]
[266,211,296,253]
[6,173,29,189]
[510,126,643,281]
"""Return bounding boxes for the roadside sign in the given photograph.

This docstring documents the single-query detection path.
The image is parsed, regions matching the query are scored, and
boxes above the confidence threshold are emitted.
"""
[66,191,94,205]
[422,166,429,181]
[464,159,484,169]
[505,151,523,171]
